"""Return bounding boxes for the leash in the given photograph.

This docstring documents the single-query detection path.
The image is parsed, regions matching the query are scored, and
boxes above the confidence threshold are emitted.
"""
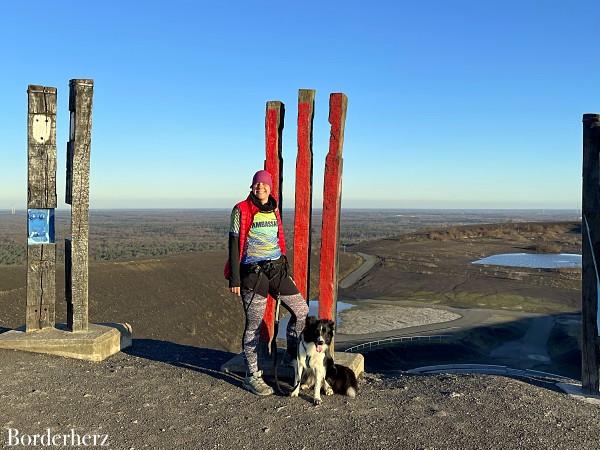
[272,257,309,396]
[271,255,292,395]
[240,267,265,378]
[272,295,285,395]
[275,336,305,395]
[241,255,296,395]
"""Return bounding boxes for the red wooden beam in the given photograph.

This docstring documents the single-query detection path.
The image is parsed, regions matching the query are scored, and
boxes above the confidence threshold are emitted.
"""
[293,89,315,301]
[264,101,284,205]
[262,101,285,343]
[318,93,347,321]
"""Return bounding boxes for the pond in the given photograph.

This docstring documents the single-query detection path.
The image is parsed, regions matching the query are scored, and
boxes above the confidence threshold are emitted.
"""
[472,253,581,269]
[277,300,355,339]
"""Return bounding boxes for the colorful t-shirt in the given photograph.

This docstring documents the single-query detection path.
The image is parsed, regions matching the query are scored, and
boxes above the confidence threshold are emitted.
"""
[230,208,282,264]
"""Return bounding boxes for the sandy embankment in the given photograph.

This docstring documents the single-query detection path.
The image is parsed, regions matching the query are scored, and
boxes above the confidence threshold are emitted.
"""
[338,304,460,334]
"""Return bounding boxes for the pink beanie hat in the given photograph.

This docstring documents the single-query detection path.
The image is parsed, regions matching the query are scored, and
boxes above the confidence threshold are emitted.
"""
[251,170,273,189]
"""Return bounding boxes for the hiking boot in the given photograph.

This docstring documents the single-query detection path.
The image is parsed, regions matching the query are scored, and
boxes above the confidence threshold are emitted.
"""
[243,370,274,396]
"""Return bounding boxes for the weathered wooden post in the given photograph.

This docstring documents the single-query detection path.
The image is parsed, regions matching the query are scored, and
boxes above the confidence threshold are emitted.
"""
[318,93,348,324]
[65,79,94,332]
[26,85,57,331]
[293,90,316,301]
[0,80,131,361]
[262,101,285,342]
[582,113,600,393]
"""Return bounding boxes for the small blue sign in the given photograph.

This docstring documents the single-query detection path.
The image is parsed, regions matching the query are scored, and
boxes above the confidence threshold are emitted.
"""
[27,209,55,245]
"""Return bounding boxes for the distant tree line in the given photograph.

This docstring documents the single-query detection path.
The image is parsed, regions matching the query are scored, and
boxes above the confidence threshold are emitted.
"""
[0,210,581,266]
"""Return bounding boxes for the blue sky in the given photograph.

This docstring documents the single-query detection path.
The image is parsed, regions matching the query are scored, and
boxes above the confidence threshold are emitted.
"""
[1,1,597,209]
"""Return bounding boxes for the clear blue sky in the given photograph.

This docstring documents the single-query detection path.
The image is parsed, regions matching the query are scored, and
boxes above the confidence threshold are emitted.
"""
[1,1,597,209]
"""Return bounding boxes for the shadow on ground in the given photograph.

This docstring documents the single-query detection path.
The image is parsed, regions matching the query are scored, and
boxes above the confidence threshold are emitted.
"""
[124,339,243,387]
[355,312,581,390]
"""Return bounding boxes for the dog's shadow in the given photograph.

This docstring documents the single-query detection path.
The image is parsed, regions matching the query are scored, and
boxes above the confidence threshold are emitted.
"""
[124,339,321,399]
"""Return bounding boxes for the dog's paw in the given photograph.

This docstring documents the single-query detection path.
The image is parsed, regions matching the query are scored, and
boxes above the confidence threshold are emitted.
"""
[290,390,299,398]
[313,397,322,406]
[325,386,334,396]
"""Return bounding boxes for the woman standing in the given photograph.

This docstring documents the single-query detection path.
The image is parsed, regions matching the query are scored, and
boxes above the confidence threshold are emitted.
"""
[226,170,308,396]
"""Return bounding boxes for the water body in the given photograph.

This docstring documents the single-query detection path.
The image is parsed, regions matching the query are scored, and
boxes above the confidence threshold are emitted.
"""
[277,300,355,339]
[472,253,581,269]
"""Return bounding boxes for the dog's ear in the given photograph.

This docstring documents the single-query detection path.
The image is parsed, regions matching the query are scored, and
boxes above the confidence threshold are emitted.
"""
[328,320,336,332]
[305,316,317,327]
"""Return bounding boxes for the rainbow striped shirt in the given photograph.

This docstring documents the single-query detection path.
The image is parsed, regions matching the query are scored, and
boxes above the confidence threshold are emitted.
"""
[230,208,282,264]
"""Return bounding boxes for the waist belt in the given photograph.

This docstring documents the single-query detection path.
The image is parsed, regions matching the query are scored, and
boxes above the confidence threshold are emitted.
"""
[241,256,286,279]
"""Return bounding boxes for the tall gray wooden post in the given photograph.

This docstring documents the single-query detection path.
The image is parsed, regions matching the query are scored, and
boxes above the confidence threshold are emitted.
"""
[66,79,93,332]
[26,85,57,331]
[582,113,600,393]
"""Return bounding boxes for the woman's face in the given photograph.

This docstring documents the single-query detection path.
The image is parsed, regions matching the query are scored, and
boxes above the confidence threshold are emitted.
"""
[252,182,271,204]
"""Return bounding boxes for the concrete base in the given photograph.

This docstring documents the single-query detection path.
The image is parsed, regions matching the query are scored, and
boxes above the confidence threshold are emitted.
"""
[221,347,364,380]
[0,323,132,362]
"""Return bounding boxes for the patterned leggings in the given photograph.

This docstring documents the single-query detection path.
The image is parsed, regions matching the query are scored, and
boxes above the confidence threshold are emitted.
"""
[241,290,308,374]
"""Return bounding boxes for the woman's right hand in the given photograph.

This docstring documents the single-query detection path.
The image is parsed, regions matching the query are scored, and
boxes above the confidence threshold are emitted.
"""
[230,286,241,296]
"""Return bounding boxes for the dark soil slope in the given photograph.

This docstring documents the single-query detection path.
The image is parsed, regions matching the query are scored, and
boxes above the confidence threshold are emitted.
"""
[0,250,360,351]
[347,222,581,313]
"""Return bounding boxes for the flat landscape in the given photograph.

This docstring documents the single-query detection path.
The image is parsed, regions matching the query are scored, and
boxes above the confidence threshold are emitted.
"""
[0,209,582,360]
[0,208,581,265]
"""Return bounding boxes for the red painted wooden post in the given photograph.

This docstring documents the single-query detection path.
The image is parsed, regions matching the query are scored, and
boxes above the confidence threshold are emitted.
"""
[262,101,285,343]
[264,101,284,204]
[318,93,348,322]
[294,90,315,301]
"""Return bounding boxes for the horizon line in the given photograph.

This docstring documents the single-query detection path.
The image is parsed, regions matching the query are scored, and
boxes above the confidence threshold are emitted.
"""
[0,207,581,212]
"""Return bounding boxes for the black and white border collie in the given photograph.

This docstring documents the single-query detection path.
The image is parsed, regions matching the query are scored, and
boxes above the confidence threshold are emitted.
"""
[290,316,358,404]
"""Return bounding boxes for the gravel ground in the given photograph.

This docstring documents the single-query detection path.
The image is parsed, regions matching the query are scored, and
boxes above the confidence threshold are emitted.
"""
[338,305,460,334]
[1,341,599,450]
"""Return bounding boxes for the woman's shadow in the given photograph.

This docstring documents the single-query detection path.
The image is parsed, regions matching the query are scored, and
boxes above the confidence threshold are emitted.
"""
[123,338,244,387]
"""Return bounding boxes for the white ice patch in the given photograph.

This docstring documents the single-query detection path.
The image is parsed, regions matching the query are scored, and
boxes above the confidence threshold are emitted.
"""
[472,253,581,269]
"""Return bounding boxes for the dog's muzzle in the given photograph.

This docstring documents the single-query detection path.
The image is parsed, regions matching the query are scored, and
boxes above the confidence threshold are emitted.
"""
[316,339,325,353]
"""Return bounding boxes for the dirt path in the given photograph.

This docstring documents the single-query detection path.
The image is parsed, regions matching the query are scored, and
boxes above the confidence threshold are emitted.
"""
[339,252,378,288]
